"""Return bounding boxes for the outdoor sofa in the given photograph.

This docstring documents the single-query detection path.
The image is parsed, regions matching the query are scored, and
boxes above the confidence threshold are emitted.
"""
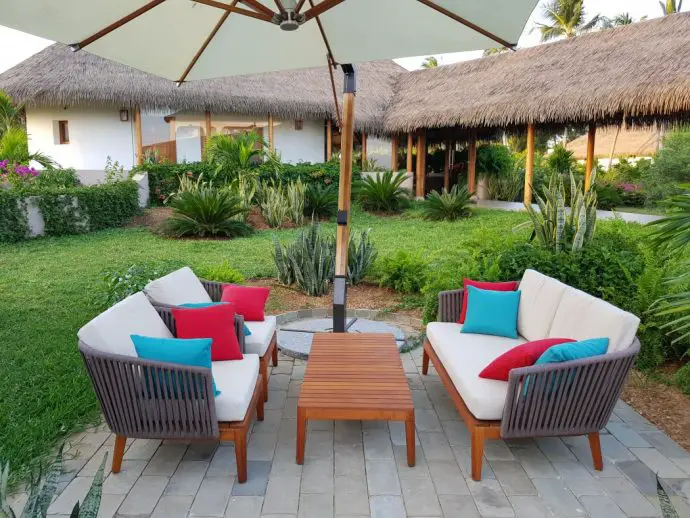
[423,269,641,481]
[142,267,278,402]
[77,292,264,483]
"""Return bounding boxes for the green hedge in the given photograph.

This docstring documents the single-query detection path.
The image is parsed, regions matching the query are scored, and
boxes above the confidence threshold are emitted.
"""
[133,162,215,206]
[257,161,362,187]
[0,182,140,241]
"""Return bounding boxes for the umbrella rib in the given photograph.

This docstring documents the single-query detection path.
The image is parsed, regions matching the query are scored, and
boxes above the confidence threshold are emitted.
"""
[71,0,167,50]
[192,0,275,22]
[328,57,342,128]
[177,5,236,84]
[303,0,346,21]
[274,0,286,14]
[295,0,307,13]
[416,0,516,50]
[240,0,276,17]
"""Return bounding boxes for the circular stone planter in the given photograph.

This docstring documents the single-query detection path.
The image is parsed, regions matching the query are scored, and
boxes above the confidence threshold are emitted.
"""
[276,309,422,360]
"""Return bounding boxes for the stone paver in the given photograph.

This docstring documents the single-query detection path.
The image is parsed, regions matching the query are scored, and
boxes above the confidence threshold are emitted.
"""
[28,352,689,518]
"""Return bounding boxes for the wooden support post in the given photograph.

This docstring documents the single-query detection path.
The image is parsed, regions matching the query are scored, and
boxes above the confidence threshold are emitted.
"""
[361,131,367,167]
[406,133,414,172]
[326,119,333,161]
[204,110,212,155]
[467,129,477,195]
[268,113,275,153]
[134,106,143,165]
[415,131,426,198]
[524,123,536,206]
[443,140,451,191]
[585,122,596,191]
[391,135,399,171]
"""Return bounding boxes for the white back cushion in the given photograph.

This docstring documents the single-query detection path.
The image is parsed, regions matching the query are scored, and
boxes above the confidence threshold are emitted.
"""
[517,269,568,341]
[144,267,211,306]
[548,286,640,353]
[78,292,172,357]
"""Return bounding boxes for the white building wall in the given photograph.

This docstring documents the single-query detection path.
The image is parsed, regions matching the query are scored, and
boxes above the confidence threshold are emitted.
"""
[25,107,136,178]
[273,118,325,164]
[367,136,392,170]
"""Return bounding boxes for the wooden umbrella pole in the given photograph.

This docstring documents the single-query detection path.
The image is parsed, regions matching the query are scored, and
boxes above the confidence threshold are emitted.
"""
[333,64,356,333]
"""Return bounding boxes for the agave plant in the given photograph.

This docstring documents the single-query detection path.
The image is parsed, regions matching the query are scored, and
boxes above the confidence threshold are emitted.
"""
[357,171,410,213]
[304,183,338,219]
[0,449,106,518]
[285,179,306,226]
[517,173,597,252]
[163,182,252,238]
[421,185,472,221]
[347,228,377,285]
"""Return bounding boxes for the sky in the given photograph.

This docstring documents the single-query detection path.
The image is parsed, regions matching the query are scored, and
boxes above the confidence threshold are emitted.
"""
[0,0,679,74]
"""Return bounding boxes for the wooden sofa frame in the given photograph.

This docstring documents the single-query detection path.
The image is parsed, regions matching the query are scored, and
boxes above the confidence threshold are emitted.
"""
[423,288,640,481]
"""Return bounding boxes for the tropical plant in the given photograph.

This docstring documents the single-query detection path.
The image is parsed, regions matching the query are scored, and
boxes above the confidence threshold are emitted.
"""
[304,183,338,219]
[535,0,601,41]
[0,91,22,138]
[286,179,306,226]
[374,251,429,294]
[601,12,636,27]
[518,173,597,252]
[547,144,576,175]
[259,182,289,228]
[421,185,472,221]
[477,143,514,178]
[0,127,54,169]
[347,228,377,285]
[205,131,265,181]
[0,448,107,518]
[483,47,509,57]
[195,262,245,284]
[358,171,410,213]
[163,181,252,238]
[421,56,438,68]
[361,158,385,172]
[98,261,186,308]
[660,0,683,15]
[225,174,257,222]
[103,156,126,183]
[487,167,523,202]
[32,168,80,189]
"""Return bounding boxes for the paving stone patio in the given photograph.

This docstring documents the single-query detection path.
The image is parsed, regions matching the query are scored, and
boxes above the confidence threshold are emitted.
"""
[11,348,690,518]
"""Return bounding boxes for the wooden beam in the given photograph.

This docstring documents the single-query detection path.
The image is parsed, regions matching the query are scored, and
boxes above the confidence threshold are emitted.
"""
[326,119,333,161]
[204,110,212,155]
[391,136,399,171]
[361,131,367,167]
[443,140,451,191]
[241,0,276,16]
[192,0,275,22]
[303,0,346,21]
[524,123,535,206]
[407,133,414,173]
[415,131,427,198]
[585,122,596,192]
[335,91,355,278]
[268,114,275,153]
[467,129,477,195]
[134,106,143,165]
[178,7,234,84]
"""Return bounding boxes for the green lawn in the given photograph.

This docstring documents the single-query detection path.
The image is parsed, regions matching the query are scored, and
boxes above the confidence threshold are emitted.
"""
[0,206,636,482]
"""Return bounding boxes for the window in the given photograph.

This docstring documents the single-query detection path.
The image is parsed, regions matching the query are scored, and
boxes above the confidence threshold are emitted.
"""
[57,120,69,144]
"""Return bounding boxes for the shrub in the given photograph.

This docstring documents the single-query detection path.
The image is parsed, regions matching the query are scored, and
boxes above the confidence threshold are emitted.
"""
[32,168,80,189]
[286,179,306,226]
[487,167,523,201]
[99,261,186,308]
[374,251,429,294]
[358,171,410,213]
[347,228,377,285]
[133,162,216,205]
[674,363,690,395]
[304,183,338,219]
[259,182,289,228]
[0,190,28,242]
[594,183,622,210]
[477,143,514,178]
[644,129,690,204]
[547,144,576,174]
[421,185,472,221]
[163,183,252,238]
[205,131,265,181]
[195,262,245,283]
[617,183,646,207]
[225,174,257,222]
[257,161,361,187]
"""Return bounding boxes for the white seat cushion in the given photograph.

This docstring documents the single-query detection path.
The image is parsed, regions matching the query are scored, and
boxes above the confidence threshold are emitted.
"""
[144,267,212,306]
[426,322,526,420]
[78,292,172,357]
[548,287,640,353]
[517,269,568,342]
[213,354,260,422]
[245,316,276,357]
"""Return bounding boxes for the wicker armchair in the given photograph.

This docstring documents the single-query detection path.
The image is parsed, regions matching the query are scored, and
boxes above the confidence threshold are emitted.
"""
[424,286,639,481]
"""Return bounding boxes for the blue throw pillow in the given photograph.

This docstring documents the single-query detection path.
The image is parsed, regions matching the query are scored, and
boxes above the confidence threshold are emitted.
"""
[461,286,521,338]
[131,335,220,396]
[180,301,251,336]
[535,337,609,365]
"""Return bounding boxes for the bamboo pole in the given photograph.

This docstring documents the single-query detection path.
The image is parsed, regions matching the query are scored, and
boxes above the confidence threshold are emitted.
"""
[585,122,596,191]
[268,113,275,153]
[406,133,413,172]
[361,131,367,167]
[326,119,333,161]
[524,123,535,205]
[467,129,477,195]
[415,131,426,198]
[443,140,451,191]
[134,106,143,165]
[391,135,398,171]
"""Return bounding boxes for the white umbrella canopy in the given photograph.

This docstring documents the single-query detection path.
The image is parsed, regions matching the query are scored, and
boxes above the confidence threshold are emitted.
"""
[0,0,538,330]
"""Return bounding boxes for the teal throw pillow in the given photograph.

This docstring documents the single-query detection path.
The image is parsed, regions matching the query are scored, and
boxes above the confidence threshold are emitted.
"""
[180,301,251,336]
[461,286,521,339]
[535,337,609,365]
[131,335,220,396]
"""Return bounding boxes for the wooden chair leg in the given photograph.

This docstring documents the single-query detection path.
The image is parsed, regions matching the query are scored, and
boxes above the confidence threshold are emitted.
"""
[470,428,485,481]
[422,347,429,375]
[260,357,269,402]
[271,336,278,367]
[112,435,126,474]
[257,377,265,422]
[588,432,603,471]
[405,414,416,467]
[235,431,247,483]
[296,407,306,465]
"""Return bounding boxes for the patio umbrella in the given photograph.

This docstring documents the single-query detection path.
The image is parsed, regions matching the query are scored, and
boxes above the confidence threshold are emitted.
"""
[1,0,538,331]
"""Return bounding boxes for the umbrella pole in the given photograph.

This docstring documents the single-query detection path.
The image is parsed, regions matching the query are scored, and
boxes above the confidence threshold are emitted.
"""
[333,64,356,333]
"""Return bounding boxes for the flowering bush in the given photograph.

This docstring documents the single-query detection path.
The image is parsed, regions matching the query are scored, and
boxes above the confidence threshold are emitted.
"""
[0,160,39,188]
[616,182,645,207]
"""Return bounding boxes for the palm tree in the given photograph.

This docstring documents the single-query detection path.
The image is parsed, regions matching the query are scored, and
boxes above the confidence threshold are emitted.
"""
[0,90,22,138]
[483,47,509,57]
[660,0,683,14]
[535,0,601,41]
[421,56,438,69]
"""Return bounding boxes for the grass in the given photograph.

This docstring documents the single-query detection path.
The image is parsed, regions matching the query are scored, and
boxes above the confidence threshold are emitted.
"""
[0,206,640,483]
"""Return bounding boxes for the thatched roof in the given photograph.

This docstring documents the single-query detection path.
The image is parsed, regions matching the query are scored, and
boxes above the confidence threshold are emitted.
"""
[0,44,404,134]
[385,13,690,133]
[566,126,660,159]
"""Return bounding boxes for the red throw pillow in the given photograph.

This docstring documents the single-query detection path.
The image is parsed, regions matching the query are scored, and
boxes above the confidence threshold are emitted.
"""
[458,279,518,323]
[172,303,242,361]
[479,338,575,381]
[221,285,270,322]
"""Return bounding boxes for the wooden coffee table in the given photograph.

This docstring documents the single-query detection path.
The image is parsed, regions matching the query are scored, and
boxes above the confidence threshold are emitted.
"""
[296,332,415,466]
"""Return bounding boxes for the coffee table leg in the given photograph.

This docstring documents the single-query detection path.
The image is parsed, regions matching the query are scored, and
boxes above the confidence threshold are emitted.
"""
[296,407,306,465]
[406,413,416,467]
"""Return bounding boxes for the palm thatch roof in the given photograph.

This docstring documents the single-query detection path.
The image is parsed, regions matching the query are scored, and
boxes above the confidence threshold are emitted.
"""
[0,44,404,134]
[385,13,690,133]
